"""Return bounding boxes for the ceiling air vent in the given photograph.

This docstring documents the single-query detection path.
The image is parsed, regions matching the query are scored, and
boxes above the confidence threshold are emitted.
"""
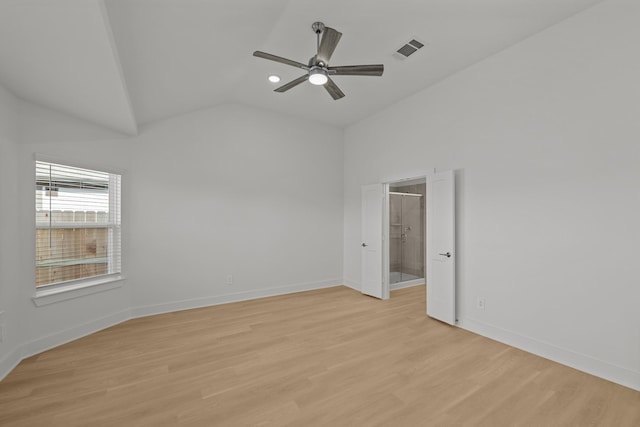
[394,38,425,60]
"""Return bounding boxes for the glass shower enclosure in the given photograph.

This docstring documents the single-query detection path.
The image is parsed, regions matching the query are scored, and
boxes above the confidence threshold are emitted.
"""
[389,183,425,285]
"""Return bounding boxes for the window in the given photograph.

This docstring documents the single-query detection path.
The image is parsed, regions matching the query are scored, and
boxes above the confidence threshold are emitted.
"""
[35,160,121,288]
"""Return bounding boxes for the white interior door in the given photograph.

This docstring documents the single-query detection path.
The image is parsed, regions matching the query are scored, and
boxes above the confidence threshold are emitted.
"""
[361,184,384,299]
[426,170,456,324]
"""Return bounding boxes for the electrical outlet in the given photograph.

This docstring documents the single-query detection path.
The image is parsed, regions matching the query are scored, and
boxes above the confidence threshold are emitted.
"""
[226,274,233,286]
[477,297,486,311]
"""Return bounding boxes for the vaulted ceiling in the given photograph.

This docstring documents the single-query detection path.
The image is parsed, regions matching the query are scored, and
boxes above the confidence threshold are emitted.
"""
[0,0,602,135]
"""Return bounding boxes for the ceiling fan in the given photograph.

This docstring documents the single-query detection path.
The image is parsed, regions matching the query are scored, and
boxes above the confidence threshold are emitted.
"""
[253,22,384,100]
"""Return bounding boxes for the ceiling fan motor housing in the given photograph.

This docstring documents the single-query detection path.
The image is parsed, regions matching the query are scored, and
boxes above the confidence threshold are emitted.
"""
[312,22,325,34]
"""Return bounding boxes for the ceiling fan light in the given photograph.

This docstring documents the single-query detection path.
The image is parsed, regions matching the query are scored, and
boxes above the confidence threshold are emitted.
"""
[308,68,328,85]
[268,75,281,83]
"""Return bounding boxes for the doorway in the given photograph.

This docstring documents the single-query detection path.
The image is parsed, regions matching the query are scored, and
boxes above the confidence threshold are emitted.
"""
[361,170,455,325]
[388,179,426,289]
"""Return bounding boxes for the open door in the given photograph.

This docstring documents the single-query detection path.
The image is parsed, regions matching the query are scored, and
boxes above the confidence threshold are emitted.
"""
[426,170,456,324]
[361,184,385,299]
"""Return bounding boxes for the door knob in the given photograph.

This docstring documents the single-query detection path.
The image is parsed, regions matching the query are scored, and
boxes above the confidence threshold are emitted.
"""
[362,243,368,247]
[439,252,452,258]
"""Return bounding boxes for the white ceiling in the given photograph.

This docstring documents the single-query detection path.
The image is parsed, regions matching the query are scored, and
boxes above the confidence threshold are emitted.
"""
[0,0,603,134]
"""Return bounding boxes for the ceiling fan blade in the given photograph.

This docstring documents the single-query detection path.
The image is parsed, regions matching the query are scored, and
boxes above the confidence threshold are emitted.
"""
[274,75,308,93]
[324,77,345,100]
[253,51,308,70]
[328,64,384,76]
[317,27,342,65]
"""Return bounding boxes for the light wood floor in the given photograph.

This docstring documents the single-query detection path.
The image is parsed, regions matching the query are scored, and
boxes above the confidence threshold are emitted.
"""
[1,286,638,426]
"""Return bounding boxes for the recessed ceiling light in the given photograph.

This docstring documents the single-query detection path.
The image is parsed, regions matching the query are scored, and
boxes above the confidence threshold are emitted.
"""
[268,75,281,83]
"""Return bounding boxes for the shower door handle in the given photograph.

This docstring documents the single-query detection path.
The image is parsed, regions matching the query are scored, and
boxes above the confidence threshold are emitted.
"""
[439,252,452,258]
[361,243,368,247]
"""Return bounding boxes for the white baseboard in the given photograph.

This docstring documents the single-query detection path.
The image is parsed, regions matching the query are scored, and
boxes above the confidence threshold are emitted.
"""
[0,309,130,381]
[1,279,343,381]
[4,281,637,393]
[343,278,360,292]
[24,310,131,359]
[458,317,640,392]
[390,279,425,291]
[0,346,24,382]
[131,279,343,319]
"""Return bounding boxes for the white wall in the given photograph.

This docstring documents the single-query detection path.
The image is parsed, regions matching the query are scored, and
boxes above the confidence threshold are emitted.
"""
[15,102,133,361]
[3,0,637,392]
[127,103,344,315]
[344,0,640,390]
[0,85,20,375]
[1,101,343,380]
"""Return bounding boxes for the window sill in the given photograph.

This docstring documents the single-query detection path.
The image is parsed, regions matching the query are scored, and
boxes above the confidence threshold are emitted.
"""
[32,275,124,307]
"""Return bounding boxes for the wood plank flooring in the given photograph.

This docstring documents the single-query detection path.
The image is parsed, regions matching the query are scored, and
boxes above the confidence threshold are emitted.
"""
[1,285,638,426]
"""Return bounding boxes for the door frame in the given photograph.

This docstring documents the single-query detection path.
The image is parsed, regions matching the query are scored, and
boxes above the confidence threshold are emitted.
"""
[382,171,433,300]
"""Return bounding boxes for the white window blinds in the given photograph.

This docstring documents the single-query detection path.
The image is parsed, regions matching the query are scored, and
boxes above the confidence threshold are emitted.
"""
[35,161,121,288]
